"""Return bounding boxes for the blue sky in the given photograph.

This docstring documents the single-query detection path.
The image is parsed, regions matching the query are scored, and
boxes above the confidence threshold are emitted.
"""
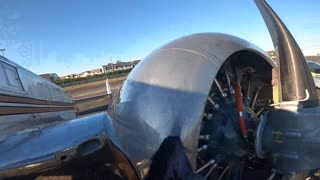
[0,0,319,76]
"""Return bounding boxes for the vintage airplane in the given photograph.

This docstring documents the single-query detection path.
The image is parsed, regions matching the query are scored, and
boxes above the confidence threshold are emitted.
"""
[1,0,320,179]
[0,55,76,139]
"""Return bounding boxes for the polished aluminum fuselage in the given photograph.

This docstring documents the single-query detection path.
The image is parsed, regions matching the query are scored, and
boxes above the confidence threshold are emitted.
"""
[0,56,77,177]
[0,56,76,139]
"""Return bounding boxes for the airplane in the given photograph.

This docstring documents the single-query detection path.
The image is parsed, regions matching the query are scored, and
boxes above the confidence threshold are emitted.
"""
[0,55,76,139]
[1,0,320,179]
[307,61,320,96]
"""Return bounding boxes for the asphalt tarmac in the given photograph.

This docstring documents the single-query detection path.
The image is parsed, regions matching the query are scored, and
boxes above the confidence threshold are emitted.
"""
[65,78,125,115]
[66,80,124,99]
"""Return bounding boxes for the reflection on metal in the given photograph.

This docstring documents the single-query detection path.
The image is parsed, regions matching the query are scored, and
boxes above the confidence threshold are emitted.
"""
[0,112,111,178]
[205,164,218,178]
[199,135,210,141]
[195,159,215,173]
[215,79,227,97]
[207,113,213,120]
[109,33,277,178]
[0,55,76,140]
[207,97,219,109]
[3,0,320,179]
[223,66,235,94]
[197,144,208,153]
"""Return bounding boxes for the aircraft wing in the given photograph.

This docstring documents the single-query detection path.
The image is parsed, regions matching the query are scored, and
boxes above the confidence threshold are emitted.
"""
[0,112,121,178]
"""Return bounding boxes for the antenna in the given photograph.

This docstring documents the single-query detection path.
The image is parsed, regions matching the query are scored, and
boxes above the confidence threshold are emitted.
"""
[0,49,5,56]
[110,56,114,72]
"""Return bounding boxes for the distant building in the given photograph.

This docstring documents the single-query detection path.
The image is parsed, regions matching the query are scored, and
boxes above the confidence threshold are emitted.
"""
[60,60,138,81]
[40,73,60,81]
[266,50,320,64]
[265,50,277,59]
[61,74,78,80]
[307,56,320,64]
[102,63,114,73]
[102,60,140,73]
[60,75,68,80]
[80,71,90,78]
[89,68,102,75]
[79,68,102,78]
[113,62,131,71]
[302,49,320,56]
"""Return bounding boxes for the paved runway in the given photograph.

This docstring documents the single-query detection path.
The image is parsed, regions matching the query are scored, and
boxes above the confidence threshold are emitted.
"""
[65,78,126,115]
[66,80,124,99]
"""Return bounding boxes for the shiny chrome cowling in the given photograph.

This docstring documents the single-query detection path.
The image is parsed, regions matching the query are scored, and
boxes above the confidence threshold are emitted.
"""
[0,34,278,179]
[107,33,277,178]
[0,112,113,178]
[0,111,140,179]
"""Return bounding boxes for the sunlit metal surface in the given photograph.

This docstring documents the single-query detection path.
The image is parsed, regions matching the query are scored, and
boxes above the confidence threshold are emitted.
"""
[3,0,320,179]
[107,33,277,178]
[0,55,76,141]
[255,0,318,104]
[0,112,114,178]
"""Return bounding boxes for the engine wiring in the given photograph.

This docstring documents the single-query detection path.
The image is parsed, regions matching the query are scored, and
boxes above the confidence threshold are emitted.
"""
[197,58,275,179]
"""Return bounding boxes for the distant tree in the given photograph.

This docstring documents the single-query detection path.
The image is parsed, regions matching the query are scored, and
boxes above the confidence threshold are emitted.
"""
[116,60,122,64]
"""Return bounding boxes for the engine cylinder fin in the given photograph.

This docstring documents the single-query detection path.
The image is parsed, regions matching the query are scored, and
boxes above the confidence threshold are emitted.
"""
[217,166,230,180]
[215,79,227,97]
[205,164,218,178]
[196,159,215,173]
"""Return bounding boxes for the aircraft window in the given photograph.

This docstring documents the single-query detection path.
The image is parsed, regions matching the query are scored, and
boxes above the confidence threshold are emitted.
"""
[0,63,8,87]
[53,88,64,101]
[0,62,24,91]
[37,82,52,99]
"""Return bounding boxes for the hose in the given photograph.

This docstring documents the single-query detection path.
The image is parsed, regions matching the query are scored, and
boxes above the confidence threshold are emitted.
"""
[233,82,247,139]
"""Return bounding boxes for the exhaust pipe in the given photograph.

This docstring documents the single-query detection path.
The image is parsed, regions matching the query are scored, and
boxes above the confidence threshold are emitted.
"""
[255,0,318,106]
